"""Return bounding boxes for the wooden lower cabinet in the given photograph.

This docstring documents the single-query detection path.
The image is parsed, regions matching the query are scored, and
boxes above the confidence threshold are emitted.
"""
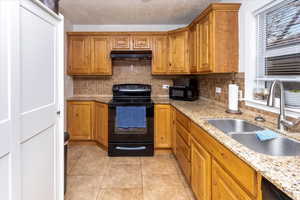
[67,101,94,140]
[191,138,211,200]
[171,107,177,155]
[176,133,191,183]
[94,102,108,147]
[154,105,172,148]
[212,159,253,200]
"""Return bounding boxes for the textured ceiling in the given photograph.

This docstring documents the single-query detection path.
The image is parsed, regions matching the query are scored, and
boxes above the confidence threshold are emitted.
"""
[59,0,219,25]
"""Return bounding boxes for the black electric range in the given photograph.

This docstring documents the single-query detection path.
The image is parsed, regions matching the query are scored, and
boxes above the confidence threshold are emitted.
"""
[108,84,154,156]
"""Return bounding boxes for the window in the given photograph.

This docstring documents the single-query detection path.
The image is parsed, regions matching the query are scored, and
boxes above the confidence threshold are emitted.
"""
[257,0,300,78]
[245,0,300,117]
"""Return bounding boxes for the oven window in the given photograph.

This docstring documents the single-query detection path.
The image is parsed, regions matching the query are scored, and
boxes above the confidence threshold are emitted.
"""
[115,106,147,134]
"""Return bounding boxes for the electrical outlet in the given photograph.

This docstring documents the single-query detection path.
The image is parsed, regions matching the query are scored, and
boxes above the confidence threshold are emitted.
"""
[162,85,169,89]
[216,87,222,94]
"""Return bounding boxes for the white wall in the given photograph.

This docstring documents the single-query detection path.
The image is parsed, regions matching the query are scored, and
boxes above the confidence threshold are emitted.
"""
[72,24,186,32]
[64,17,73,131]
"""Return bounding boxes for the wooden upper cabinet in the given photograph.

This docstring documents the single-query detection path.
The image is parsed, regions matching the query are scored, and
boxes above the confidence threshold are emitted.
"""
[191,138,211,200]
[94,102,108,147]
[190,24,199,73]
[152,35,168,74]
[67,101,94,141]
[199,14,212,73]
[154,105,171,148]
[168,30,190,74]
[91,36,112,75]
[190,4,240,74]
[212,159,252,200]
[111,36,131,50]
[68,35,91,75]
[133,36,152,49]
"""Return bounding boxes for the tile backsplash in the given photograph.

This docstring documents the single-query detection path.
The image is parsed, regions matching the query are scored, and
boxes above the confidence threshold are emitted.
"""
[73,60,178,96]
[197,73,245,106]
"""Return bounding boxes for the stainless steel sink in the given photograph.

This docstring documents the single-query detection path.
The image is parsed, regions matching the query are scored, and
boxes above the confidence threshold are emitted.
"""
[207,119,264,134]
[231,134,300,156]
[207,119,300,156]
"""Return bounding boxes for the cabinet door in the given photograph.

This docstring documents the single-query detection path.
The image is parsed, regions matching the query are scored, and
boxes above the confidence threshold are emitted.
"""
[171,107,177,155]
[91,36,112,75]
[133,36,151,49]
[154,105,171,148]
[199,14,212,73]
[176,134,191,183]
[152,35,168,74]
[94,102,108,147]
[191,139,211,200]
[168,31,189,74]
[111,36,131,50]
[190,24,199,73]
[68,36,91,74]
[67,101,94,140]
[212,159,253,200]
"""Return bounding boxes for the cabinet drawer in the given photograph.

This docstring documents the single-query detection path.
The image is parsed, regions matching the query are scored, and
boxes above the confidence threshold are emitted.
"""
[191,122,257,196]
[112,36,131,49]
[176,122,190,146]
[133,36,151,49]
[176,142,191,183]
[176,111,191,131]
[176,133,190,161]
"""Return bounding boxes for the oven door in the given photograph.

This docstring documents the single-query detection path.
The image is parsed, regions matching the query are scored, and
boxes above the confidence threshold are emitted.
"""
[108,103,154,143]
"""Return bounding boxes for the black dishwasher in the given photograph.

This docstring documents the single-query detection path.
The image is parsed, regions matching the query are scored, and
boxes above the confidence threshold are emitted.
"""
[262,177,292,200]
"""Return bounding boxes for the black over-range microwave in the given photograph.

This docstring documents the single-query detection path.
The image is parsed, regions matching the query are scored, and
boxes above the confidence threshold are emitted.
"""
[169,78,199,101]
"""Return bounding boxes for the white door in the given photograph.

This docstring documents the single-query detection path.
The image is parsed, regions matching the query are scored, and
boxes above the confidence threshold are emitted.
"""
[0,1,13,199]
[19,1,59,200]
[0,0,64,200]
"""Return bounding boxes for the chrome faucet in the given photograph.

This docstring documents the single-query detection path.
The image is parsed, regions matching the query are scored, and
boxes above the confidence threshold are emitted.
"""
[267,80,300,131]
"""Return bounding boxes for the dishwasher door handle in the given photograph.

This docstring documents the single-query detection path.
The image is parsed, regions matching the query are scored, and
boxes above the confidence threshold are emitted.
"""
[116,146,146,151]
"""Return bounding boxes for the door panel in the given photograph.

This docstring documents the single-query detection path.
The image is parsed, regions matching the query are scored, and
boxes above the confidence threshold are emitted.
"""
[91,36,112,75]
[19,3,59,200]
[212,159,252,200]
[0,156,9,200]
[152,36,168,74]
[191,139,211,200]
[199,15,212,72]
[94,102,108,147]
[0,1,12,199]
[154,105,171,148]
[68,36,91,74]
[68,101,94,140]
[21,127,55,200]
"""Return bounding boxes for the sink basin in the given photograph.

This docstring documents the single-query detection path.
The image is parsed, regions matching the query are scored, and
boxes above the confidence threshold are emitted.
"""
[207,119,264,134]
[207,118,300,156]
[231,134,300,156]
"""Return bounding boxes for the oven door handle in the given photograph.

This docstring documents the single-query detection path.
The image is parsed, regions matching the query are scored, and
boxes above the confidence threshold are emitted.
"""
[115,146,146,151]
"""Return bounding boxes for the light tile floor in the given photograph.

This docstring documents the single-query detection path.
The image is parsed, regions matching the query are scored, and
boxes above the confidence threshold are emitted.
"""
[65,144,195,200]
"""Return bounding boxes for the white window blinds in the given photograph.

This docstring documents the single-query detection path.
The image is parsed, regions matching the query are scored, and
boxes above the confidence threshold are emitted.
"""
[266,0,300,49]
[257,0,300,77]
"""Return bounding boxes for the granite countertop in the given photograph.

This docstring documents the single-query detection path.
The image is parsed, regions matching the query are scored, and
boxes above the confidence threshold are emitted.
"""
[68,95,300,199]
[168,99,300,200]
[67,95,112,104]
